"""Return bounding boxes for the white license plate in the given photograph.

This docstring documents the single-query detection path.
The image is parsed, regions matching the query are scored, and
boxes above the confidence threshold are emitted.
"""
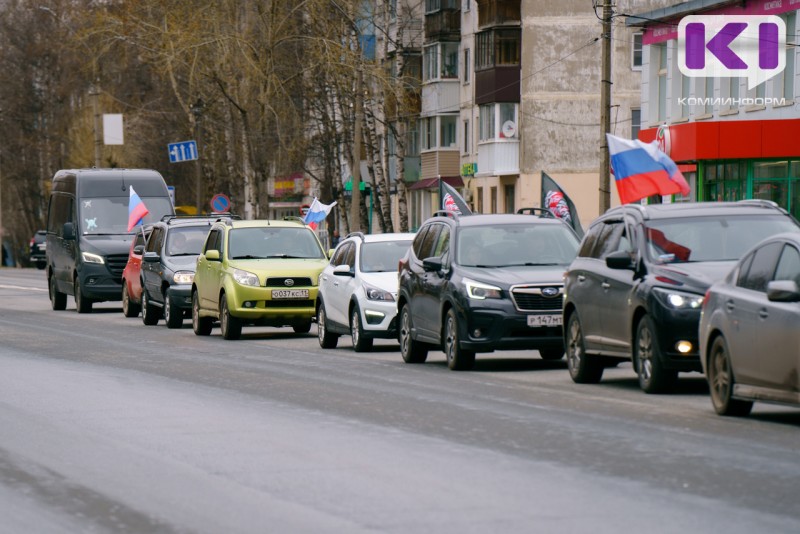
[271,289,309,299]
[527,314,562,327]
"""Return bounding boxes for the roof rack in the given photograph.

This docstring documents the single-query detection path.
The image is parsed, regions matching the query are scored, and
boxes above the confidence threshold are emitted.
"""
[161,214,240,224]
[432,210,459,219]
[516,207,554,218]
[283,216,306,224]
[736,199,780,209]
[345,231,366,241]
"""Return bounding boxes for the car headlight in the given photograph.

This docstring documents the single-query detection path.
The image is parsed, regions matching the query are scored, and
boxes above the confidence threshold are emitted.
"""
[653,288,704,309]
[173,271,195,284]
[232,268,259,287]
[81,251,104,264]
[464,277,502,300]
[364,283,394,301]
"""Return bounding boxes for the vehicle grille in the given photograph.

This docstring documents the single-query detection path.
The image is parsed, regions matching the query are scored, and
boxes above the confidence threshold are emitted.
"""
[106,254,129,280]
[266,277,313,287]
[510,286,564,312]
[263,299,314,308]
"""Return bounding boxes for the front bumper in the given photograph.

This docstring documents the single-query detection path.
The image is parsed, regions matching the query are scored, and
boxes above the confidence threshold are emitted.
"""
[168,285,193,310]
[227,285,318,324]
[456,299,563,353]
[78,263,122,301]
[359,299,399,338]
[649,303,703,372]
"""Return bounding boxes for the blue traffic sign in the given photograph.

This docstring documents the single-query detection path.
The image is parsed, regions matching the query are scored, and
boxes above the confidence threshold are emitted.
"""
[168,140,198,163]
[210,193,231,213]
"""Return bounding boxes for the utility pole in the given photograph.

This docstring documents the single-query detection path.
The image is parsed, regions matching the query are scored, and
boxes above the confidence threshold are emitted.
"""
[91,84,102,167]
[351,64,363,233]
[599,1,613,214]
[192,99,205,215]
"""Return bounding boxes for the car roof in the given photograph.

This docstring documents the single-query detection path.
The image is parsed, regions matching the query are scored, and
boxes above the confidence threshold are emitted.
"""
[226,219,308,229]
[443,213,573,228]
[348,232,415,243]
[603,200,791,221]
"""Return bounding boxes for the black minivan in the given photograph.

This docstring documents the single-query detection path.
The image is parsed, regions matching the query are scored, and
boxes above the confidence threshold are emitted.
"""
[46,168,175,313]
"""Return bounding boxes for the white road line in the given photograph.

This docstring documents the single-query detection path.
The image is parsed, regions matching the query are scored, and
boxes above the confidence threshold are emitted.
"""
[0,284,47,292]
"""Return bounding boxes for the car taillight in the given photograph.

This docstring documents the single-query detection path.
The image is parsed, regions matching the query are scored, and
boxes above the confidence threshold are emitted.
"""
[701,289,711,309]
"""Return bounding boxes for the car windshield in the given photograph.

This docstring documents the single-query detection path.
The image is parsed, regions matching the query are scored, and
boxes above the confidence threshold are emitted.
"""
[228,227,325,259]
[457,224,580,267]
[79,196,174,235]
[360,240,413,273]
[645,215,800,263]
[166,226,209,256]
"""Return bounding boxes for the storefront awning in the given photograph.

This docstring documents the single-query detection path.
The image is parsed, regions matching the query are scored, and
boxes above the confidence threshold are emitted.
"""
[408,176,464,191]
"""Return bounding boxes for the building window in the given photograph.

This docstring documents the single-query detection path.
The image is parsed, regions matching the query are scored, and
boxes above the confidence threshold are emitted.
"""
[440,115,457,148]
[424,42,458,81]
[476,186,483,213]
[425,0,441,13]
[631,108,641,140]
[632,33,643,69]
[463,48,470,84]
[774,12,796,101]
[442,42,459,79]
[504,184,515,213]
[479,104,494,141]
[680,73,690,118]
[696,77,714,116]
[490,186,497,213]
[463,119,470,153]
[722,77,740,112]
[498,103,517,138]
[421,117,436,150]
[657,44,668,121]
[423,45,438,81]
[463,0,470,11]
[475,29,520,70]
[389,0,397,19]
[406,120,419,157]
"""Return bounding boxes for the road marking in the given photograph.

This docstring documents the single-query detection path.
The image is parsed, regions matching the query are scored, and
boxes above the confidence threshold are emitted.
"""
[0,284,47,292]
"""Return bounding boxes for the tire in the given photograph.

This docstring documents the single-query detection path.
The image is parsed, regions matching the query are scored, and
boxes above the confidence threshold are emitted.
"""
[141,290,161,326]
[164,290,183,329]
[219,295,242,340]
[399,304,427,364]
[634,315,678,394]
[443,308,475,370]
[122,283,140,318]
[49,273,67,311]
[707,335,753,416]
[192,290,212,336]
[539,347,564,361]
[566,312,604,384]
[293,322,312,334]
[36,262,46,270]
[74,277,93,314]
[350,305,373,352]
[316,302,339,349]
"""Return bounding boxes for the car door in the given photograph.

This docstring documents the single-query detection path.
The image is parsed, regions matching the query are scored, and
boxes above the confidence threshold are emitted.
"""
[598,221,636,354]
[128,227,150,300]
[197,228,223,309]
[141,226,163,300]
[408,224,441,340]
[420,224,451,341]
[319,244,345,323]
[326,242,355,326]
[728,241,783,385]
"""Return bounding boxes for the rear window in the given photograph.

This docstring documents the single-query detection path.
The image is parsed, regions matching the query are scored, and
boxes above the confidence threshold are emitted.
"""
[360,240,413,273]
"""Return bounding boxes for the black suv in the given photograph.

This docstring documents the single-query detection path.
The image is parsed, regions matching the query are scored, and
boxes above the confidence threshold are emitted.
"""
[563,200,800,393]
[141,215,234,328]
[29,230,47,269]
[397,210,581,370]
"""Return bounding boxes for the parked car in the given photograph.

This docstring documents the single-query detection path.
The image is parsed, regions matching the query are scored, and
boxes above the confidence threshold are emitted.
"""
[29,230,47,269]
[563,200,800,394]
[141,216,233,328]
[397,210,580,370]
[699,232,800,416]
[192,218,329,339]
[317,232,414,351]
[121,225,153,318]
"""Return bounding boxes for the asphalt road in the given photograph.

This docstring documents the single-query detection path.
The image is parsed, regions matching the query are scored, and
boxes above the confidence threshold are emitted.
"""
[1,268,798,533]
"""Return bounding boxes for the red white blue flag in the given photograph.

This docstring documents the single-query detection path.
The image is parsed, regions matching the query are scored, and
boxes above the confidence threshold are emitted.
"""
[303,197,337,230]
[127,186,150,232]
[607,133,690,204]
[439,179,472,215]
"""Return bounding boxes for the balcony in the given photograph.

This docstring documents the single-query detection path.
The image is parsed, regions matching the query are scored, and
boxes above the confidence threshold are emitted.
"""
[475,66,520,105]
[477,139,519,176]
[421,80,459,115]
[476,0,521,29]
[424,10,461,42]
[421,150,460,180]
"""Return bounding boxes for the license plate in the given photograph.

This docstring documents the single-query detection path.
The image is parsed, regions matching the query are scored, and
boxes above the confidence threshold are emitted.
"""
[271,289,309,299]
[527,314,562,327]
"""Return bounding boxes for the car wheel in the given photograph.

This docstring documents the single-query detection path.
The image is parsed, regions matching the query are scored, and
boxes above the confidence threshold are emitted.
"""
[165,291,183,329]
[219,295,242,340]
[122,283,140,318]
[350,305,373,352]
[708,335,753,417]
[142,290,161,325]
[317,302,339,348]
[538,347,564,360]
[74,277,93,314]
[293,322,312,334]
[192,291,212,336]
[36,261,46,270]
[399,304,427,364]
[634,315,678,394]
[443,308,475,371]
[566,312,603,384]
[49,273,67,311]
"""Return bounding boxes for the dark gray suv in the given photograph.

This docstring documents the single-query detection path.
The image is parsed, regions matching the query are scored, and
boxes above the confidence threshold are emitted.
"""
[397,210,580,370]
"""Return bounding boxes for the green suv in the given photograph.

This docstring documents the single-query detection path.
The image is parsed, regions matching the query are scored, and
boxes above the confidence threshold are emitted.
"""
[192,218,329,339]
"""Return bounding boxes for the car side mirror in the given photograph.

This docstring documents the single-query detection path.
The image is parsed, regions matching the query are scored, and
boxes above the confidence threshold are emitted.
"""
[205,249,221,262]
[328,249,335,259]
[606,250,634,270]
[133,245,145,256]
[766,280,800,302]
[333,264,354,277]
[62,222,75,240]
[143,251,160,263]
[422,256,443,272]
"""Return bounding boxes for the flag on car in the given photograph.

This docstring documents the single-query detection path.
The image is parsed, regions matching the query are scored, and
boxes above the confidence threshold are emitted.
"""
[303,197,337,230]
[439,179,472,215]
[541,171,583,238]
[127,186,150,232]
[607,133,690,204]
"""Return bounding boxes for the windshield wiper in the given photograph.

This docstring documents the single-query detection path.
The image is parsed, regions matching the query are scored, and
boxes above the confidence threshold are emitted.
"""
[495,262,560,267]
[169,253,199,257]
[231,254,267,259]
[265,254,307,259]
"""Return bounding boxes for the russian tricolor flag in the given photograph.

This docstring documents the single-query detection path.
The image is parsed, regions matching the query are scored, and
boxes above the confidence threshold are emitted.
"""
[302,197,336,230]
[607,133,690,205]
[127,186,150,231]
